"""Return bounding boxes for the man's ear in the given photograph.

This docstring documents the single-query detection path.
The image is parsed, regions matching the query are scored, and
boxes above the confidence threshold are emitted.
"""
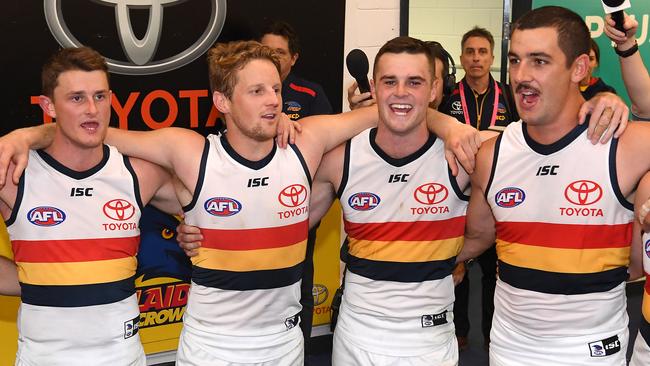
[290,52,299,67]
[38,95,56,119]
[213,91,230,114]
[430,78,440,104]
[370,78,376,100]
[571,54,590,84]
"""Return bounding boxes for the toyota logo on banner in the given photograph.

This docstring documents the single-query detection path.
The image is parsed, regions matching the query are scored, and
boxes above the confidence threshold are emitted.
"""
[564,180,603,206]
[44,0,226,75]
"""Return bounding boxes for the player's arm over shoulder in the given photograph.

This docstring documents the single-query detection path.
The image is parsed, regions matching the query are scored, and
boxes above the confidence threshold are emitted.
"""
[295,106,377,174]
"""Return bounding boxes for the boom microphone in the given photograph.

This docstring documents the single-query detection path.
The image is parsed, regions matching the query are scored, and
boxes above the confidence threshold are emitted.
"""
[346,49,371,94]
[602,0,632,33]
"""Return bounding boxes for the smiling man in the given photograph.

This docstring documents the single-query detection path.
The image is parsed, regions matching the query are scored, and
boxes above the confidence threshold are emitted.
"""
[457,6,650,365]
[306,36,472,366]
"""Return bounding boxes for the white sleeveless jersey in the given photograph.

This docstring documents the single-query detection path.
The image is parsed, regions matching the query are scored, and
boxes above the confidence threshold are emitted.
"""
[181,134,310,361]
[337,128,468,356]
[9,146,144,365]
[487,122,633,339]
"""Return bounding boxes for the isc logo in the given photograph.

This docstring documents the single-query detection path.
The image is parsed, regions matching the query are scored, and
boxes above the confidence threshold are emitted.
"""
[204,197,242,217]
[495,187,526,208]
[27,206,66,226]
[348,192,380,211]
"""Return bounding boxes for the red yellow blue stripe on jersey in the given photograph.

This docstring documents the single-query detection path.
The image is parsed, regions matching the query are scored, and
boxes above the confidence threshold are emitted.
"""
[496,221,631,294]
[13,236,139,307]
[344,217,464,282]
[191,220,308,290]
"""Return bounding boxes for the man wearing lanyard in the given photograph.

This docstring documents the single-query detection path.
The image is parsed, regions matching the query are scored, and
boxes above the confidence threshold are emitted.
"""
[438,26,518,351]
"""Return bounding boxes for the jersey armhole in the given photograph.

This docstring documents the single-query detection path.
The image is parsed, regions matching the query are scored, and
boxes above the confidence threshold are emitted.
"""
[484,133,503,200]
[123,156,144,210]
[609,138,634,211]
[289,144,313,187]
[5,172,25,226]
[183,138,210,212]
[336,140,352,199]
[447,167,469,202]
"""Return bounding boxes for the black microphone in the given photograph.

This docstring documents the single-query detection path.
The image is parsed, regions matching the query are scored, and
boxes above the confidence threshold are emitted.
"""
[346,49,371,94]
[602,0,632,33]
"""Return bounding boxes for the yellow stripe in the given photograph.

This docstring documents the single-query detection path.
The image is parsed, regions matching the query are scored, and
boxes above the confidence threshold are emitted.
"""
[193,240,307,271]
[642,290,650,323]
[17,257,136,285]
[349,237,463,263]
[497,240,629,274]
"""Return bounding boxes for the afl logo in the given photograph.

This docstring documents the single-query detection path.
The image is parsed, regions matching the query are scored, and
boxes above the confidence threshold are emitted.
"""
[103,199,136,221]
[495,187,526,208]
[564,180,602,206]
[312,284,329,306]
[414,183,448,205]
[278,184,308,208]
[348,192,380,211]
[645,239,650,259]
[204,197,242,217]
[27,206,66,226]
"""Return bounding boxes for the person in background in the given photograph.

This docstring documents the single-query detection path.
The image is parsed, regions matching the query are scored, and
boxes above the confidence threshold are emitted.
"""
[580,39,616,101]
[437,26,518,352]
[260,21,333,120]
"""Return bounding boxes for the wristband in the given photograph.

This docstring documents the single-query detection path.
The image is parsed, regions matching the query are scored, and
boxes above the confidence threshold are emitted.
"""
[615,42,638,58]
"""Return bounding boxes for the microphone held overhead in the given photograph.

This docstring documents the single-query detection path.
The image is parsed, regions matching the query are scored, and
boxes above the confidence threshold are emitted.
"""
[346,49,371,94]
[601,0,632,33]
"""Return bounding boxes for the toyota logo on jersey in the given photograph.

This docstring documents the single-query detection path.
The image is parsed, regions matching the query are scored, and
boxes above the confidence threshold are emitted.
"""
[348,192,380,211]
[564,180,602,206]
[27,206,66,226]
[278,184,308,208]
[103,199,136,221]
[414,183,448,205]
[495,187,525,208]
[204,197,242,217]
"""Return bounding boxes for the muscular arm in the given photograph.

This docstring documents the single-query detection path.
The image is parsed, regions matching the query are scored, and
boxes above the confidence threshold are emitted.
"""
[457,137,498,263]
[0,256,20,296]
[616,123,650,197]
[105,127,205,198]
[296,106,377,173]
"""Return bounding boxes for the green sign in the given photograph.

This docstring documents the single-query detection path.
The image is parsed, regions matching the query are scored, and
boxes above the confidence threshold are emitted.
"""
[531,1,650,110]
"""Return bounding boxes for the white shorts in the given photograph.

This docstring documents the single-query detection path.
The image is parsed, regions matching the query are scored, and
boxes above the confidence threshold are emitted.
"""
[630,330,650,366]
[332,325,458,366]
[490,313,627,366]
[15,294,145,366]
[176,324,303,366]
